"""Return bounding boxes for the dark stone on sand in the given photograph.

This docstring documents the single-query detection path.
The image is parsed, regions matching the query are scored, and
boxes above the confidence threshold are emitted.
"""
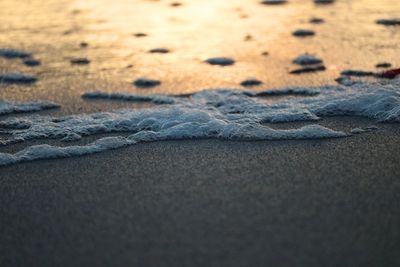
[244,35,253,41]
[133,78,161,88]
[376,63,392,68]
[340,70,375,77]
[309,18,325,24]
[149,48,170,54]
[378,68,400,79]
[205,57,235,66]
[261,0,287,5]
[292,29,315,37]
[80,42,89,48]
[261,51,269,56]
[290,65,326,74]
[241,79,263,87]
[0,73,38,84]
[70,58,90,65]
[314,0,335,4]
[170,2,182,7]
[376,19,400,26]
[0,48,31,59]
[293,54,323,66]
[134,33,147,37]
[23,58,41,67]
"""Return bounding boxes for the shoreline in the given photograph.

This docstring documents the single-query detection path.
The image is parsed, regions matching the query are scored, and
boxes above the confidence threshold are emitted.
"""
[0,116,395,165]
[1,118,399,266]
[1,0,400,265]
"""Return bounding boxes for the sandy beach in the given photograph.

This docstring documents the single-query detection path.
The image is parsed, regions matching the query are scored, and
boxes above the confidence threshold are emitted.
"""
[1,0,400,266]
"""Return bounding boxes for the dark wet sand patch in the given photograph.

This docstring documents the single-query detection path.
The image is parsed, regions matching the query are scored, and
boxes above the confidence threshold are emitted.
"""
[1,117,399,267]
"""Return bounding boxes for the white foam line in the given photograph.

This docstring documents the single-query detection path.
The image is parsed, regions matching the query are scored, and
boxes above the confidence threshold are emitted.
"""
[0,125,346,166]
[82,91,176,104]
[1,78,399,166]
[0,100,59,115]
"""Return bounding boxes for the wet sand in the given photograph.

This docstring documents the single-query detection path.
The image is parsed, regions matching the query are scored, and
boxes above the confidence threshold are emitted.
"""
[1,118,400,266]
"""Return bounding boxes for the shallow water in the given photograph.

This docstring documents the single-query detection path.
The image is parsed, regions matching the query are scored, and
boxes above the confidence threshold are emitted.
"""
[0,0,399,115]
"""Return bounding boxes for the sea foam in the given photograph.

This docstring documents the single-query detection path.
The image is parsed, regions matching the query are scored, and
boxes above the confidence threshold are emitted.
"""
[1,78,400,166]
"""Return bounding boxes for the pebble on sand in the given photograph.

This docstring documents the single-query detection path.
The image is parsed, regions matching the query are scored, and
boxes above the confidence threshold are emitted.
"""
[290,65,326,74]
[170,2,182,7]
[0,73,38,84]
[205,57,235,66]
[340,70,375,77]
[376,63,392,68]
[241,79,263,87]
[149,48,170,54]
[314,0,335,4]
[0,48,31,59]
[70,58,90,65]
[261,0,287,5]
[244,35,253,41]
[293,54,323,65]
[133,32,147,38]
[134,33,148,37]
[23,58,41,67]
[309,18,325,24]
[292,29,315,37]
[133,78,161,88]
[379,68,400,79]
[376,19,400,26]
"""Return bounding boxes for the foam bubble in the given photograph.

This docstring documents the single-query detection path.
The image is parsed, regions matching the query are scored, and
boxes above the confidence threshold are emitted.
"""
[1,78,400,166]
[0,100,59,115]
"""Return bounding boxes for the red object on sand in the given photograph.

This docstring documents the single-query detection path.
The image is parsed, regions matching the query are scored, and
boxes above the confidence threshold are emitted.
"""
[380,68,400,79]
